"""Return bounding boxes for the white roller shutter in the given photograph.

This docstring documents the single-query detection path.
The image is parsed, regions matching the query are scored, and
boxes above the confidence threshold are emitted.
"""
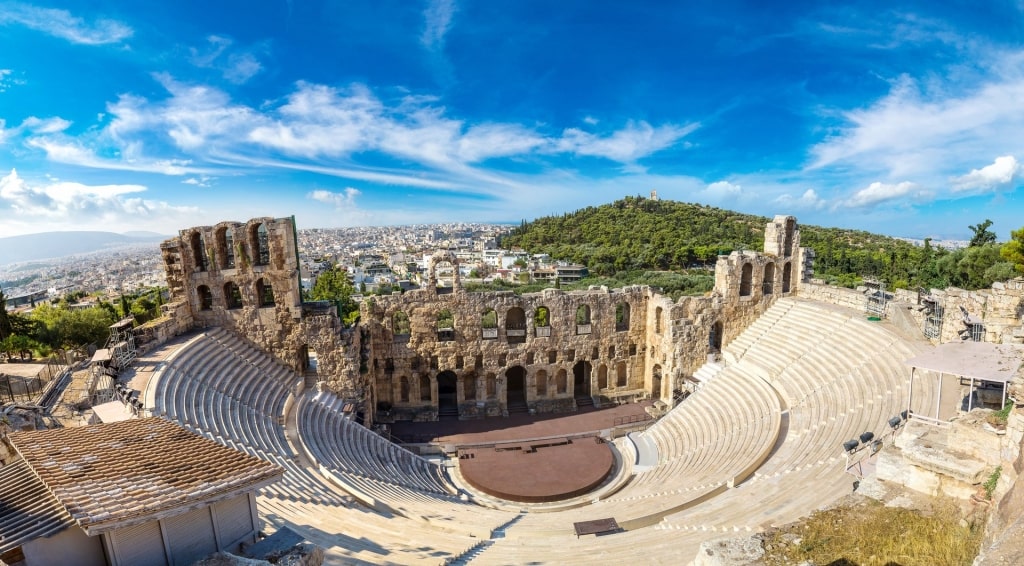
[214,495,254,551]
[110,520,167,566]
[163,507,217,566]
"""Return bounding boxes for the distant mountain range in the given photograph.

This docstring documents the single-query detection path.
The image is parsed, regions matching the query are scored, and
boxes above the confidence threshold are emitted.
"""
[0,231,170,267]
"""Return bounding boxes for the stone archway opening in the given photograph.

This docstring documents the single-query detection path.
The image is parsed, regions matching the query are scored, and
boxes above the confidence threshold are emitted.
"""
[710,321,723,353]
[573,361,592,406]
[506,366,527,414]
[652,364,663,399]
[437,370,458,419]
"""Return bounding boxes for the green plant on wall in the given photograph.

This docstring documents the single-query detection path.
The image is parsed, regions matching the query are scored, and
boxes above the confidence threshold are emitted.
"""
[236,241,250,268]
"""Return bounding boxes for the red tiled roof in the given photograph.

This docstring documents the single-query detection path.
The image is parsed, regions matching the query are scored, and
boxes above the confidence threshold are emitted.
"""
[8,418,283,535]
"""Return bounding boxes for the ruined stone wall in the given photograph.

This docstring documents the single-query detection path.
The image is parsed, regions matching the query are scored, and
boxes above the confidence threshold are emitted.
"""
[361,281,655,421]
[796,281,870,312]
[162,217,333,375]
[134,301,193,353]
[801,278,1024,345]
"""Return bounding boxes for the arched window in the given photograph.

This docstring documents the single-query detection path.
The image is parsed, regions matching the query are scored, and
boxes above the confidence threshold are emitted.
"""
[739,263,753,297]
[782,262,792,293]
[576,304,591,335]
[598,364,608,389]
[486,373,497,399]
[535,369,548,396]
[437,309,455,342]
[399,376,410,403]
[419,375,431,402]
[251,223,270,266]
[608,345,615,359]
[481,308,497,339]
[197,285,213,311]
[190,231,207,272]
[224,282,242,309]
[763,262,775,295]
[655,306,663,334]
[534,306,551,337]
[784,218,796,258]
[393,311,411,337]
[506,307,526,343]
[616,362,627,387]
[555,369,567,394]
[463,372,477,401]
[615,302,630,331]
[217,227,236,270]
[256,278,275,307]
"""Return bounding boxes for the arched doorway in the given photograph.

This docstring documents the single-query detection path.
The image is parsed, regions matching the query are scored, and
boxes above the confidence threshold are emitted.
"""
[437,371,458,419]
[710,321,723,353]
[652,364,663,399]
[573,361,592,406]
[505,366,527,414]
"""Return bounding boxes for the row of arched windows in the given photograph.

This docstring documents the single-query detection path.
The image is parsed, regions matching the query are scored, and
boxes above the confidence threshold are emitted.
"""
[389,303,635,339]
[188,223,271,272]
[739,261,793,298]
[196,278,275,311]
[390,362,638,404]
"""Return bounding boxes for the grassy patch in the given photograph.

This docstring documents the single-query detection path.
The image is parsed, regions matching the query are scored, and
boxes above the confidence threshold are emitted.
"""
[763,498,982,566]
[987,404,1013,429]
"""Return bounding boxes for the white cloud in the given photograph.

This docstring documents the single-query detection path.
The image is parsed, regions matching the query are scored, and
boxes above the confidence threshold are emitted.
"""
[701,180,742,200]
[0,3,132,45]
[953,155,1021,192]
[308,187,361,209]
[774,188,827,210]
[839,181,927,209]
[0,169,196,233]
[305,188,374,224]
[182,175,215,187]
[421,0,457,51]
[582,116,599,126]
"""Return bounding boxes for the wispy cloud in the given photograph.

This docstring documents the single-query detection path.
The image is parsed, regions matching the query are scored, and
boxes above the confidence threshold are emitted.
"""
[188,35,264,84]
[308,187,361,208]
[809,55,1024,180]
[0,2,132,45]
[555,121,699,163]
[0,68,25,93]
[421,0,457,51]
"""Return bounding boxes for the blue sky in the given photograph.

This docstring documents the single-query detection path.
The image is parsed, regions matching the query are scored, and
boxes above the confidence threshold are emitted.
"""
[1,1,1023,240]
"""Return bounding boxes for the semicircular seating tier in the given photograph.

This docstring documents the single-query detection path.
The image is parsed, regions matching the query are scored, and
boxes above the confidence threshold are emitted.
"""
[145,295,937,565]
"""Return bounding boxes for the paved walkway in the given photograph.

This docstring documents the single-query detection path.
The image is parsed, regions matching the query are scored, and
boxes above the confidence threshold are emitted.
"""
[389,400,653,446]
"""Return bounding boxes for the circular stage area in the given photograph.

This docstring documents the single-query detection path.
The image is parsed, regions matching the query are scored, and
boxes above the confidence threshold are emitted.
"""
[458,436,614,503]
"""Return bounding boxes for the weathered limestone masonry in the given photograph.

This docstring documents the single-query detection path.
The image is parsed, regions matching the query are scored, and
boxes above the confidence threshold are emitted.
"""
[798,276,1024,346]
[891,280,1024,345]
[158,217,360,397]
[152,214,807,424]
[360,215,809,423]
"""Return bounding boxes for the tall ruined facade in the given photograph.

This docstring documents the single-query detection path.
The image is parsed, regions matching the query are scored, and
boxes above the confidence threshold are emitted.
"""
[159,217,361,398]
[157,214,808,424]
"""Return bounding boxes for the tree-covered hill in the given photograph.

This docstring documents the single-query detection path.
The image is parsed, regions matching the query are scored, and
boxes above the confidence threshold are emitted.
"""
[501,196,1018,290]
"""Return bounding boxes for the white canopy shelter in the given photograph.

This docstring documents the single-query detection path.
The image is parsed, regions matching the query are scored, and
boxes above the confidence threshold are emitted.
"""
[905,341,1024,419]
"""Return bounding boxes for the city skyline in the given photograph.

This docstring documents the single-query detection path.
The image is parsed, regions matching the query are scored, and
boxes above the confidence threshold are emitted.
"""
[1,1,1023,240]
